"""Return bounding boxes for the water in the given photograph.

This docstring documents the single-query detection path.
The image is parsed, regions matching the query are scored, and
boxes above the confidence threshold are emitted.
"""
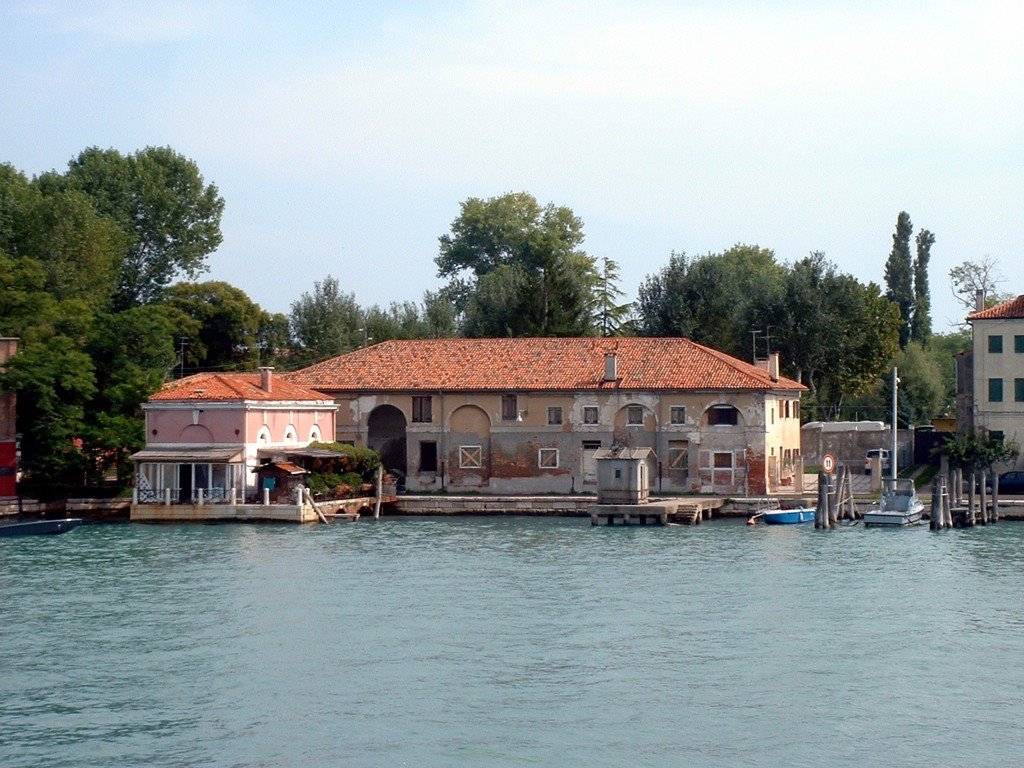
[3,517,1024,768]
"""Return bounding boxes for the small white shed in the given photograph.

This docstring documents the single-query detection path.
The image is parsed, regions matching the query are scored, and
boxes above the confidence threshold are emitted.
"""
[594,447,655,504]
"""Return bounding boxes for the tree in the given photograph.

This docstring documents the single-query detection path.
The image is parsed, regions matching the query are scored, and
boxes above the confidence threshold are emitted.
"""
[636,245,786,359]
[884,211,915,348]
[911,229,934,344]
[38,146,225,309]
[436,192,601,336]
[289,275,364,364]
[166,281,272,372]
[594,257,633,336]
[949,257,1013,316]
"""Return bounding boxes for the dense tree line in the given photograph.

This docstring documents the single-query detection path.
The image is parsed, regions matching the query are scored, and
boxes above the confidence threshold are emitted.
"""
[0,146,983,490]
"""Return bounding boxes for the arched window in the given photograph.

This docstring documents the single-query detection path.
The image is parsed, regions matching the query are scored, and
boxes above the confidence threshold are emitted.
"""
[256,426,271,445]
[706,405,741,426]
[309,425,322,443]
[284,425,297,444]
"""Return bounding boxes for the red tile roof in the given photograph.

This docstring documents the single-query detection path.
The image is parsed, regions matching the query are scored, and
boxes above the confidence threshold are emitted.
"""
[150,372,332,402]
[286,338,806,393]
[968,295,1024,320]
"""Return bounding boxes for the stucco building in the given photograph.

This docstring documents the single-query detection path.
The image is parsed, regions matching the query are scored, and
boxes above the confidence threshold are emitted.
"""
[287,337,806,495]
[132,368,336,503]
[962,294,1024,466]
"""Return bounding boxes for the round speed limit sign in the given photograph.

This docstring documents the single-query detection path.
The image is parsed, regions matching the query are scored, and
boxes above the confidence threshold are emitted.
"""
[822,454,837,473]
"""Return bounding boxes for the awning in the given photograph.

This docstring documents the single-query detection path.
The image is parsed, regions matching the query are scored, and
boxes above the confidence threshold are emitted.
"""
[131,446,244,463]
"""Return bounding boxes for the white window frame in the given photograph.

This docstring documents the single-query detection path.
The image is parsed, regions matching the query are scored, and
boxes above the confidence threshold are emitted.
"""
[459,445,482,469]
[538,448,559,469]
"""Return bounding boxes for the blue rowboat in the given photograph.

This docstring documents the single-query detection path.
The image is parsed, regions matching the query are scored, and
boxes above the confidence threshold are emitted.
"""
[0,518,83,537]
[762,507,815,525]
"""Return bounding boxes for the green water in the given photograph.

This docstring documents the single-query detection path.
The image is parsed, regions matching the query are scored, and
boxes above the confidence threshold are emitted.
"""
[2,517,1023,767]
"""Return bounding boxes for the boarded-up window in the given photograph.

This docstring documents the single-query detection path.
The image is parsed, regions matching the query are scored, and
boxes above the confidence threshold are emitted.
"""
[583,406,599,424]
[548,406,563,425]
[459,445,482,469]
[670,406,686,424]
[627,405,644,425]
[412,396,432,423]
[502,394,518,421]
[668,440,688,470]
[538,448,559,468]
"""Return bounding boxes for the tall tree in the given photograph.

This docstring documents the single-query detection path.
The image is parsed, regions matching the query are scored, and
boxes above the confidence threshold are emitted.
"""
[884,211,915,348]
[594,257,633,336]
[949,256,1012,316]
[289,275,364,364]
[436,192,601,337]
[911,229,934,344]
[38,146,225,309]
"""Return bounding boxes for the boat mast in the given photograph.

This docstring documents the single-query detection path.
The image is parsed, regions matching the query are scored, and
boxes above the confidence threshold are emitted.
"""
[891,366,898,482]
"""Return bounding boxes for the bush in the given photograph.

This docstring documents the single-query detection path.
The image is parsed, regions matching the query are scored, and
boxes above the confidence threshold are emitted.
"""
[306,442,381,481]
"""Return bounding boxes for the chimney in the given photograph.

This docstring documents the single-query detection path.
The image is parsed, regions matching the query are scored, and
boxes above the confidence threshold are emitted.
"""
[756,353,780,382]
[259,366,273,393]
[604,353,617,382]
[975,288,985,312]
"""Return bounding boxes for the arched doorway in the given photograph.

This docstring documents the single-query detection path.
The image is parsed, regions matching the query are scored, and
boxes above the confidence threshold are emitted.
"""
[368,405,407,479]
[449,404,491,487]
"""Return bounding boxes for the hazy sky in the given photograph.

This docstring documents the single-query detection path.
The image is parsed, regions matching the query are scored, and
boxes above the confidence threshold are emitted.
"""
[3,1,1021,332]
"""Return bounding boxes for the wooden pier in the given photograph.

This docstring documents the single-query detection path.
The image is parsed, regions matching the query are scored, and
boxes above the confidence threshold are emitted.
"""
[589,498,722,526]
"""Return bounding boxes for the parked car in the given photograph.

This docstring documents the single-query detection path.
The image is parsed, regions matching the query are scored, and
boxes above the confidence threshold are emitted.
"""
[973,470,1024,494]
[864,449,890,474]
[994,471,1024,494]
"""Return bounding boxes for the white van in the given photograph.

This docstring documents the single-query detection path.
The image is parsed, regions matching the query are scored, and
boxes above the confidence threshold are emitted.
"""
[864,449,890,474]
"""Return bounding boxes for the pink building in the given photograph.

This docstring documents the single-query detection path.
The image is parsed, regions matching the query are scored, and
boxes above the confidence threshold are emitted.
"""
[132,368,336,505]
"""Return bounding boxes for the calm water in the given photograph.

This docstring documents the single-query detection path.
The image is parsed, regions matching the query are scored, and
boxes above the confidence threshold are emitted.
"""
[2,516,1024,767]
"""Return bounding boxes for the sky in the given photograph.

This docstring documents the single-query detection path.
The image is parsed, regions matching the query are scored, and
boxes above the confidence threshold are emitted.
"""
[2,0,1021,333]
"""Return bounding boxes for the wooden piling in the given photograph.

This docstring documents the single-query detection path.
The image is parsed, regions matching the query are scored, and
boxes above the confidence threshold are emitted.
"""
[991,470,1000,522]
[979,468,989,525]
[930,476,943,530]
[828,470,840,527]
[966,472,976,527]
[816,473,828,528]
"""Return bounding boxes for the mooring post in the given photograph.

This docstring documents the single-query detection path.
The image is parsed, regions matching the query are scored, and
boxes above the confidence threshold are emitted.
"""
[979,469,989,525]
[828,470,840,527]
[991,470,1000,522]
[966,472,976,526]
[816,473,828,528]
[930,476,944,530]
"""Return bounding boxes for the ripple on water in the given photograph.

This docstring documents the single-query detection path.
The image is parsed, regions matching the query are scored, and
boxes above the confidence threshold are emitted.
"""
[2,518,1024,767]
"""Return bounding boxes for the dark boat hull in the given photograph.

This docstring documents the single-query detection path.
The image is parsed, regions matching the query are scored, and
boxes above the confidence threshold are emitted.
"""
[0,518,83,537]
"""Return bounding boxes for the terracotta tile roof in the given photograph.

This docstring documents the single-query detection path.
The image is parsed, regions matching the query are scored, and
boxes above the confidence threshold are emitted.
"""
[968,295,1024,320]
[286,338,806,393]
[150,372,333,402]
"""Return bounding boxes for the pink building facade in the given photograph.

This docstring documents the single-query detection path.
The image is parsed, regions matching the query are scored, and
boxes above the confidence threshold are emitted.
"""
[133,368,336,504]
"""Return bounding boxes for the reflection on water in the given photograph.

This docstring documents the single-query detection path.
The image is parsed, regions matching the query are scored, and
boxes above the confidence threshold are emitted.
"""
[2,518,1024,767]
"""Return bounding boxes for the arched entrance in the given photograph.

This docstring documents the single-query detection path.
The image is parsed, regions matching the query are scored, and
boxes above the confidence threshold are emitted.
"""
[368,405,407,479]
[449,404,491,487]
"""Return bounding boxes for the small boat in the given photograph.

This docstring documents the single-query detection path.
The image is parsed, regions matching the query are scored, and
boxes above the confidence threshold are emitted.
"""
[762,507,816,525]
[0,518,83,537]
[862,479,923,527]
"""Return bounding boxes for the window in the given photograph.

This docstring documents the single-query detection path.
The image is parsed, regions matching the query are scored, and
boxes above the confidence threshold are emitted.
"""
[713,452,733,469]
[670,406,686,424]
[459,445,482,469]
[419,441,437,472]
[1016,335,1024,353]
[627,405,644,425]
[412,396,432,423]
[1016,379,1024,403]
[538,448,559,468]
[547,406,563,425]
[794,400,800,419]
[501,394,518,421]
[770,408,774,425]
[668,440,688,470]
[784,401,791,419]
[990,431,1005,444]
[707,405,739,426]
[583,406,599,424]
[989,378,1004,403]
[989,335,1003,353]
